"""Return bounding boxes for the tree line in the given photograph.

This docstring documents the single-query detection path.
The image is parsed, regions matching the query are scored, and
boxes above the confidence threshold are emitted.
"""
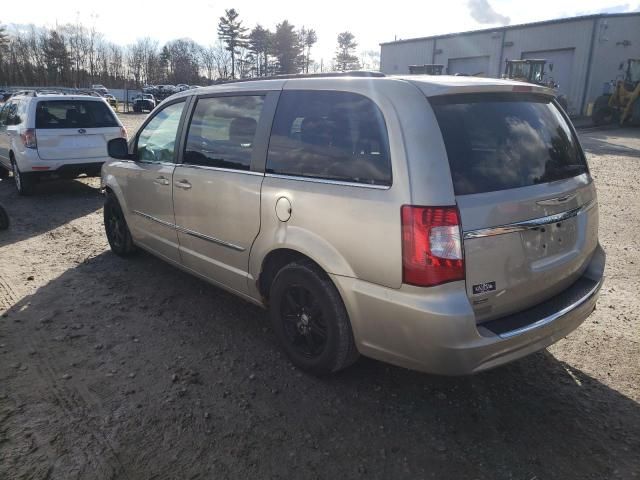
[0,11,380,89]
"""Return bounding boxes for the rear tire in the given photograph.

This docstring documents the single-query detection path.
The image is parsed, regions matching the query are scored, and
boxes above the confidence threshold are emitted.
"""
[592,95,614,126]
[104,192,136,256]
[630,99,640,127]
[269,260,359,375]
[12,160,36,196]
[0,205,9,230]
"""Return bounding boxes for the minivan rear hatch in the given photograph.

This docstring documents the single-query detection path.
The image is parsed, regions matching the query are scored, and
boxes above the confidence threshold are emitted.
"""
[430,92,599,323]
[35,100,121,160]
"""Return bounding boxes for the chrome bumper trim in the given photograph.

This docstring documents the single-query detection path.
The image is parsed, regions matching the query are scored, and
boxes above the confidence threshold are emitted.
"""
[463,199,597,240]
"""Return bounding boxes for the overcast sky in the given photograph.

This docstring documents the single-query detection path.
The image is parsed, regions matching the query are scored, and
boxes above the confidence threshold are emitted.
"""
[3,0,640,63]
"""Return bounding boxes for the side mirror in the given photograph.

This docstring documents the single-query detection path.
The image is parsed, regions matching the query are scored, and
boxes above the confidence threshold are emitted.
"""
[108,137,132,160]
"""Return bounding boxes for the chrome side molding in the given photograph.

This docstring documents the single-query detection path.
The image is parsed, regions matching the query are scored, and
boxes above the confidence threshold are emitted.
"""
[132,210,245,252]
[463,199,596,240]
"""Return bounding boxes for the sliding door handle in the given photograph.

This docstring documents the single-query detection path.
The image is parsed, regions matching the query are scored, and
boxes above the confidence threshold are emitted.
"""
[154,176,170,186]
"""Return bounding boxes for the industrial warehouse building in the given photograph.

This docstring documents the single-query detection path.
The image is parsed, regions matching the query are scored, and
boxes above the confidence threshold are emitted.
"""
[380,12,640,115]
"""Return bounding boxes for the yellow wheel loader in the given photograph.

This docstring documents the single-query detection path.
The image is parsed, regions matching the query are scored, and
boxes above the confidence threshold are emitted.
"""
[592,59,640,126]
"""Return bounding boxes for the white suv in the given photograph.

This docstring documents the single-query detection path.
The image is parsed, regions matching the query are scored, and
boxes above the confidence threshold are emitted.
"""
[0,92,126,195]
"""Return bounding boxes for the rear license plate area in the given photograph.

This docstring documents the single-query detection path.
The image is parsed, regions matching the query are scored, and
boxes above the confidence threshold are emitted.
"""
[521,218,578,259]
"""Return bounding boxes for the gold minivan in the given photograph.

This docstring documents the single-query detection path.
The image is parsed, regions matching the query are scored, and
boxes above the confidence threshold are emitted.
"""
[102,72,605,375]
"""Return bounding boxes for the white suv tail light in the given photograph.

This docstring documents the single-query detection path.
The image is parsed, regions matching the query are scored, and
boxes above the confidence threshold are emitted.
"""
[20,129,37,149]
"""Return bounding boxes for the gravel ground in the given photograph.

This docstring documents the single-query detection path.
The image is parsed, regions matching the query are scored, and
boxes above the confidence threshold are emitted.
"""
[0,116,638,480]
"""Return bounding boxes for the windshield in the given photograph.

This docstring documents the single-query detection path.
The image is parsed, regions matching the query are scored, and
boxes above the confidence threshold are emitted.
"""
[430,93,588,195]
[628,60,640,83]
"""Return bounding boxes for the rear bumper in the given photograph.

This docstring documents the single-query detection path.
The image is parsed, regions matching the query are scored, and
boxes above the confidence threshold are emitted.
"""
[332,243,605,375]
[18,151,107,177]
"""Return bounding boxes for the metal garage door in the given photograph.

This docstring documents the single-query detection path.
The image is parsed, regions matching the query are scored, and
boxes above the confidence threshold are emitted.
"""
[522,49,575,106]
[447,56,491,77]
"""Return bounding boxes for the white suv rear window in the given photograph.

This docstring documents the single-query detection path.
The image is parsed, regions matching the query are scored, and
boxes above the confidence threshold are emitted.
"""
[36,100,118,129]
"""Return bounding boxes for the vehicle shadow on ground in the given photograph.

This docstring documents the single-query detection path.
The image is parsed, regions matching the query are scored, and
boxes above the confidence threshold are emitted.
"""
[0,177,102,248]
[1,250,638,479]
[580,128,640,158]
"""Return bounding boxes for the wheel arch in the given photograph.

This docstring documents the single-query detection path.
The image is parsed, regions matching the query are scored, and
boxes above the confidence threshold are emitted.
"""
[255,241,355,304]
[102,174,130,216]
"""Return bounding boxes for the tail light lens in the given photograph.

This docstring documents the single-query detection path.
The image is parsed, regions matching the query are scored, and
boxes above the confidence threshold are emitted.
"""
[120,126,128,140]
[401,205,464,287]
[20,129,37,149]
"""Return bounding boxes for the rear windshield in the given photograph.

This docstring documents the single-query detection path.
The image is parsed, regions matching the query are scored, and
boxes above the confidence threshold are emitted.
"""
[430,93,588,195]
[36,100,118,129]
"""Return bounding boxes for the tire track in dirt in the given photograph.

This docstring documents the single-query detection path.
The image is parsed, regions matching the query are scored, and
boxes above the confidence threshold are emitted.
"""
[0,274,19,311]
[27,319,133,479]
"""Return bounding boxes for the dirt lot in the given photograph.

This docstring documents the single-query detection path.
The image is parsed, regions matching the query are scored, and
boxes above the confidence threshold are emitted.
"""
[0,115,639,480]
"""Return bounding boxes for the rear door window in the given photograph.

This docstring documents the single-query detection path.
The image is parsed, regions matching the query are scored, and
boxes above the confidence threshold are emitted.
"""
[266,90,392,186]
[35,100,118,129]
[430,93,588,195]
[183,95,265,171]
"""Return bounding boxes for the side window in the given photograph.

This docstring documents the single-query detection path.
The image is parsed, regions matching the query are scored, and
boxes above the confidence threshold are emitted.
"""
[3,102,19,126]
[0,102,11,125]
[136,101,185,163]
[183,95,265,171]
[266,91,392,186]
[15,101,28,125]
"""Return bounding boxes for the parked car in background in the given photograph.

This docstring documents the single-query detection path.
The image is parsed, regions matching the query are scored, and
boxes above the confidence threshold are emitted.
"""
[0,92,126,195]
[102,72,604,376]
[132,94,156,113]
[103,93,118,108]
[92,84,109,95]
[176,84,190,92]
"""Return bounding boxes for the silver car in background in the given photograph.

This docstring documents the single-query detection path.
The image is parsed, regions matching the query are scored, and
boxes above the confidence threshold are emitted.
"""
[101,72,605,375]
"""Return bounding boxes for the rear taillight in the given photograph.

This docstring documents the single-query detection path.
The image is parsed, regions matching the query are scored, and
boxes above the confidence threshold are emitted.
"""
[120,126,128,140]
[20,129,37,149]
[401,205,464,287]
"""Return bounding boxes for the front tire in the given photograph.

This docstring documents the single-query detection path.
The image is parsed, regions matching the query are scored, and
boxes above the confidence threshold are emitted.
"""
[104,192,136,256]
[12,160,36,196]
[269,260,359,375]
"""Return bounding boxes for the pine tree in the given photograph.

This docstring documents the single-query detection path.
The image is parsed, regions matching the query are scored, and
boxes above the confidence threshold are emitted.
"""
[217,9,248,79]
[0,23,8,49]
[300,28,317,74]
[248,25,271,77]
[334,31,360,71]
[272,20,302,75]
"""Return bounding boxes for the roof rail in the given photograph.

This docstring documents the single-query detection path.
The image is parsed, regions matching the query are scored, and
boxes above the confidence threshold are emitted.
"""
[11,88,71,97]
[217,70,385,85]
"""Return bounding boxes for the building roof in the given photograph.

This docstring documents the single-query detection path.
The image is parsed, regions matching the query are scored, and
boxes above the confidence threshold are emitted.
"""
[380,11,640,46]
